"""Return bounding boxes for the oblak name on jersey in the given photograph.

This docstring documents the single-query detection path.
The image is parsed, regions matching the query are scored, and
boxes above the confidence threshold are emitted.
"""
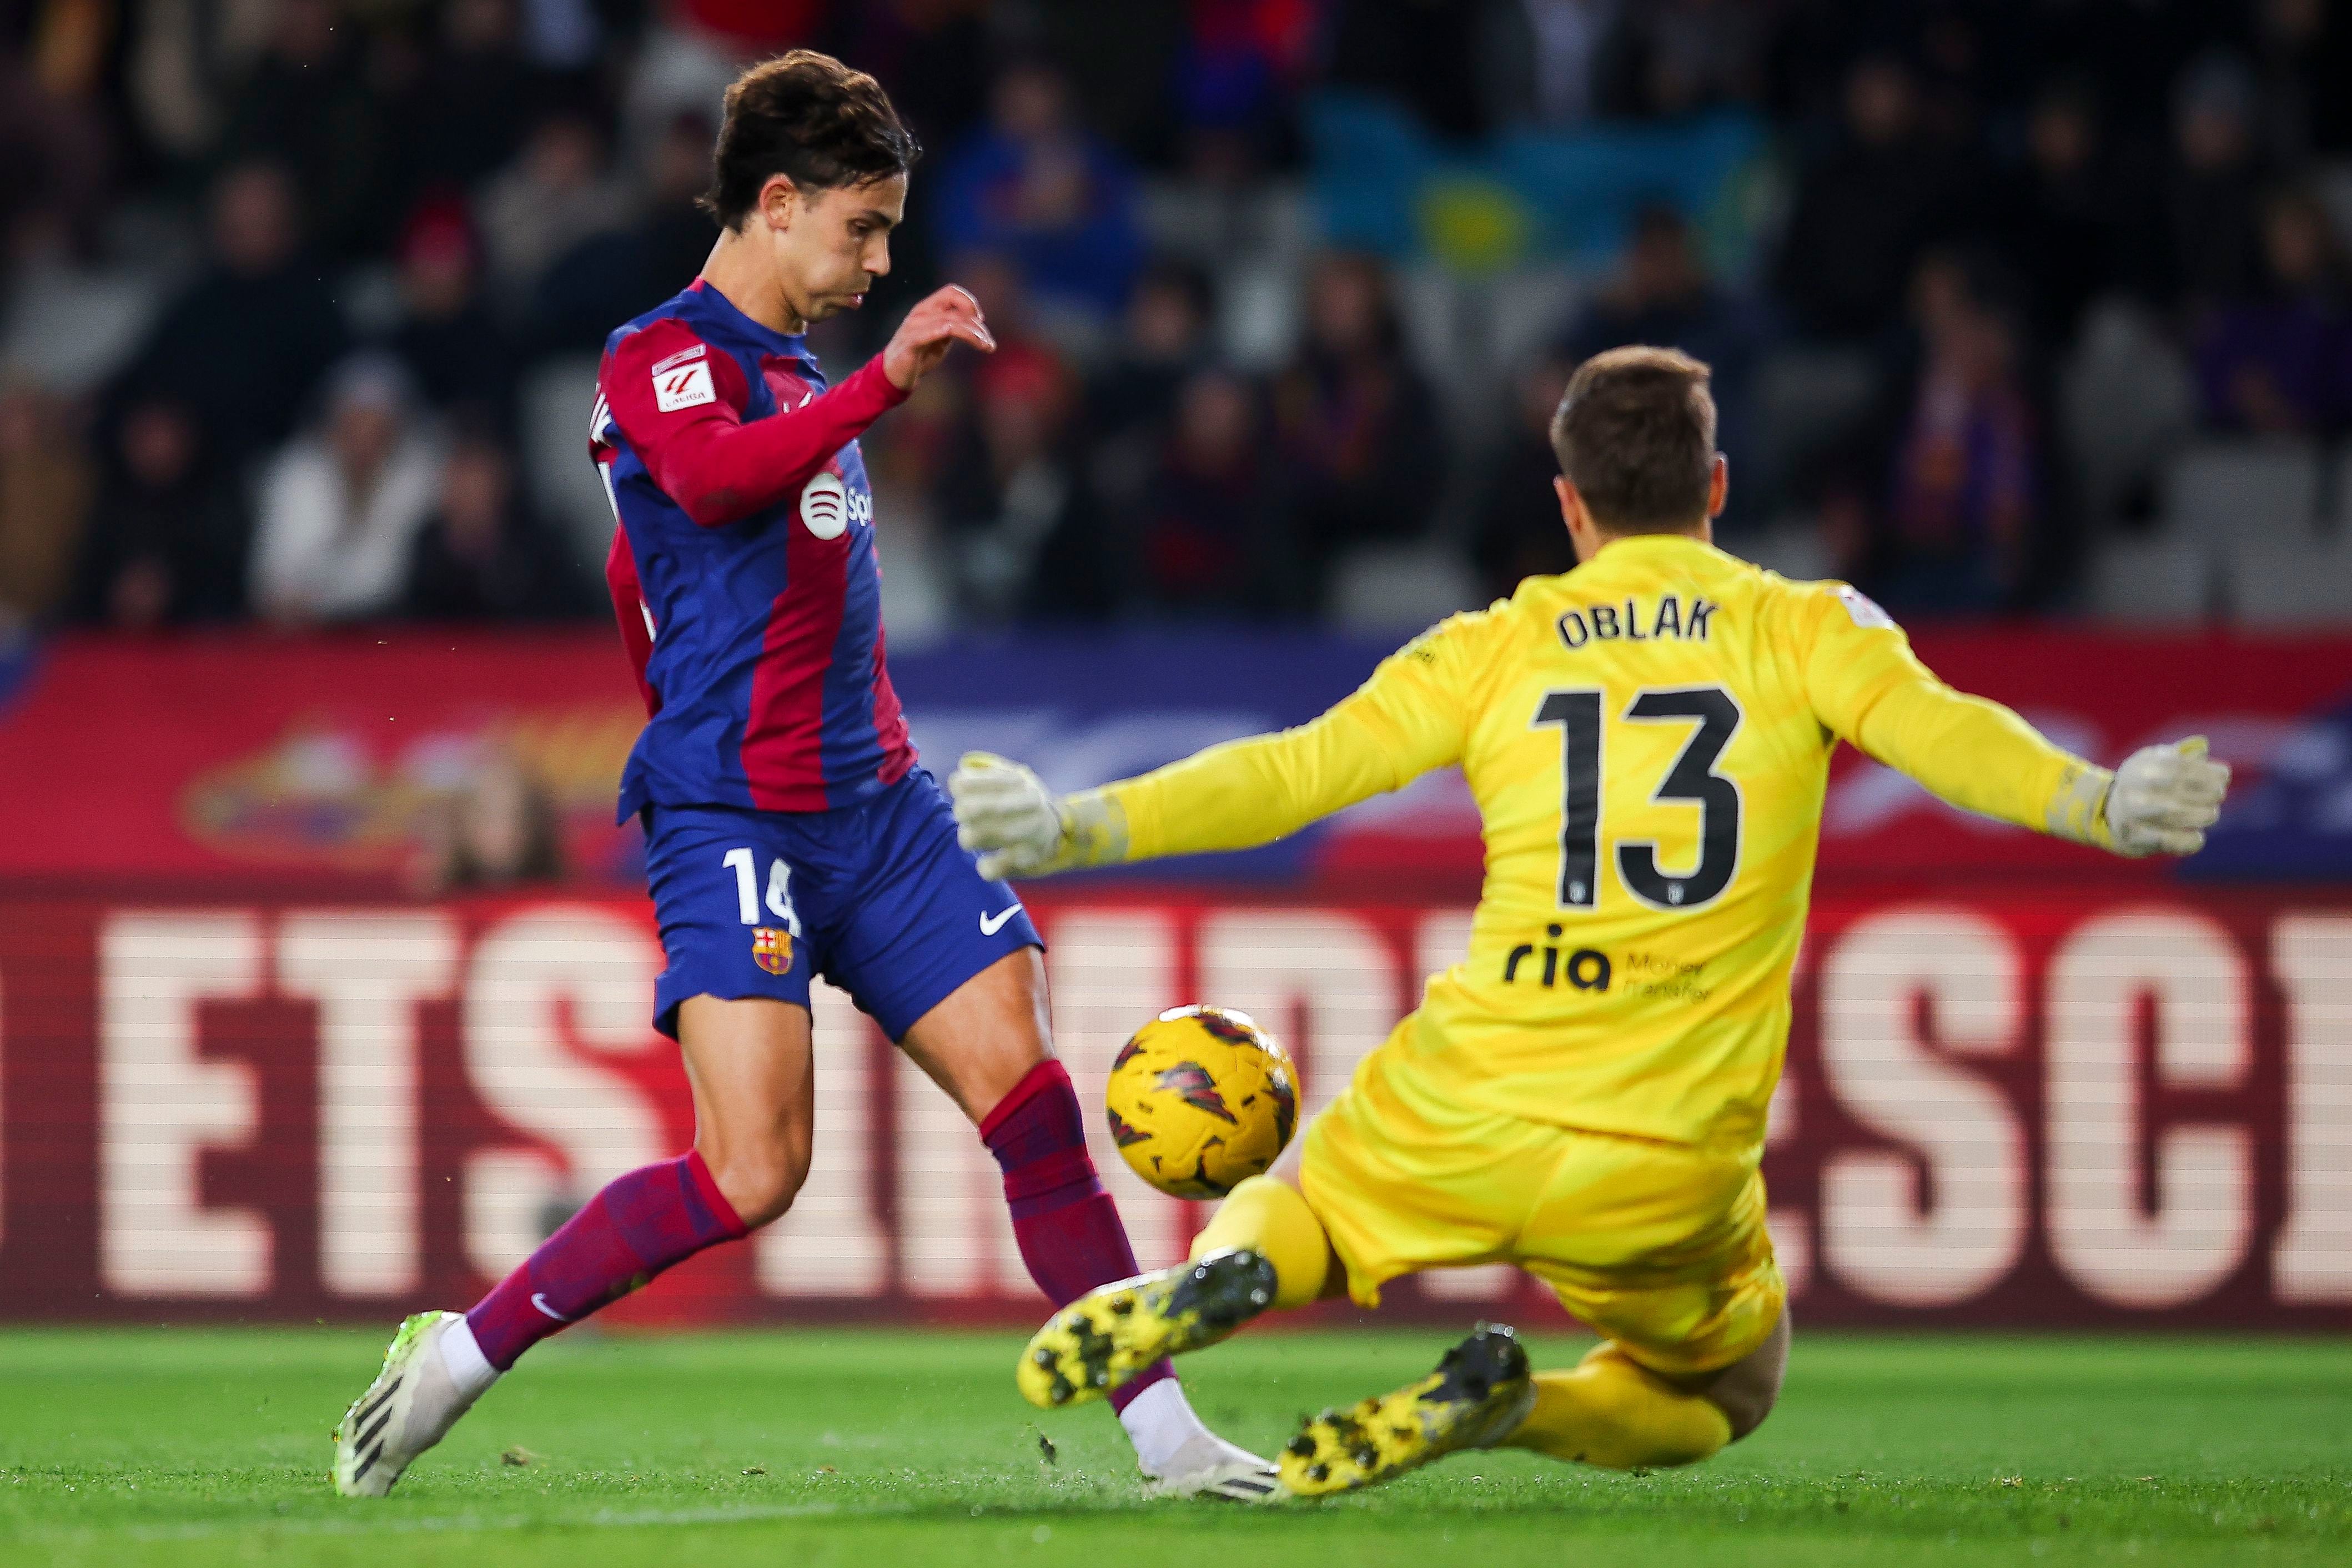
[591,280,917,817]
[1555,593,1717,650]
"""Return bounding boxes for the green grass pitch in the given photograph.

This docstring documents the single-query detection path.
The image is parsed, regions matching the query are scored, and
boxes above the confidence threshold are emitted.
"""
[2,1326,2346,1566]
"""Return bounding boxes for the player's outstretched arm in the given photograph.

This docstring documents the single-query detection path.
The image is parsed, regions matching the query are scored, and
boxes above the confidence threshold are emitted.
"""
[602,287,990,529]
[1801,587,2230,858]
[951,615,1486,879]
[949,712,1404,880]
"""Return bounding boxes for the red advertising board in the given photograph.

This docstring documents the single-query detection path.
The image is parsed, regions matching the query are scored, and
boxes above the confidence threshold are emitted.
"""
[3,889,2345,1329]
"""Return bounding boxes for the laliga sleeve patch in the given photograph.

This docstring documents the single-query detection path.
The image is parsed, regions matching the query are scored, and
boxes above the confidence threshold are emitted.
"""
[652,359,717,413]
[1835,584,1897,630]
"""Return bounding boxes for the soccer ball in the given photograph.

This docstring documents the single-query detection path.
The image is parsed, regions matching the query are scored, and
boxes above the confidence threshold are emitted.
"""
[1104,1005,1298,1199]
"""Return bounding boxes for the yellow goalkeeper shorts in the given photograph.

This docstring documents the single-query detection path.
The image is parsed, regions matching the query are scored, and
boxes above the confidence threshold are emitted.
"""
[1298,1022,1785,1379]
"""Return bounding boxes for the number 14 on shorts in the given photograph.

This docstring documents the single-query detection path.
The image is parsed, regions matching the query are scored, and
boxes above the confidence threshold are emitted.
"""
[721,847,802,935]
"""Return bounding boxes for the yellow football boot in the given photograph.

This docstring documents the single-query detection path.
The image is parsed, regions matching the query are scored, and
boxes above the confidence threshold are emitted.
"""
[1017,1248,1278,1409]
[1279,1323,1535,1496]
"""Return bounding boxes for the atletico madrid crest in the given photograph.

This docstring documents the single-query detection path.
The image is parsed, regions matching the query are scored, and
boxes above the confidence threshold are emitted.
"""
[751,927,793,975]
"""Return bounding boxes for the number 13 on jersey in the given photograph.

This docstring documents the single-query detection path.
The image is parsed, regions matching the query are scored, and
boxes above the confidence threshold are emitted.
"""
[1532,685,1744,913]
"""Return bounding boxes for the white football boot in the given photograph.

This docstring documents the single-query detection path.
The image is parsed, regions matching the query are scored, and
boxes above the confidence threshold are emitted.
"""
[1119,1376,1281,1502]
[332,1311,493,1497]
[1143,1429,1283,1501]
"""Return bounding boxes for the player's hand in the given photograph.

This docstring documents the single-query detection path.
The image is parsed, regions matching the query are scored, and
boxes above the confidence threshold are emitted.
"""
[2103,737,2230,857]
[882,285,994,391]
[951,752,1067,880]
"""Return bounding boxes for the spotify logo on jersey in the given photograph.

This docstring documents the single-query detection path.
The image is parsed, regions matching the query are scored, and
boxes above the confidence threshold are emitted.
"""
[798,471,873,539]
[800,472,849,539]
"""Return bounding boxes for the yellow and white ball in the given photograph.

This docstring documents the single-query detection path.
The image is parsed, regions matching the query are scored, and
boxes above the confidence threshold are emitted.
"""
[1104,1005,1298,1199]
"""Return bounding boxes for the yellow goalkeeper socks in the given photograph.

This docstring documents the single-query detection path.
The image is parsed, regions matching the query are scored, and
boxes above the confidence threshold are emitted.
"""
[1190,1175,1333,1309]
[1500,1342,1732,1470]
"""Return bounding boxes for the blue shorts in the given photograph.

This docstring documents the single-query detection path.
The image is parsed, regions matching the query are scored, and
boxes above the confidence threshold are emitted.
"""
[641,768,1043,1041]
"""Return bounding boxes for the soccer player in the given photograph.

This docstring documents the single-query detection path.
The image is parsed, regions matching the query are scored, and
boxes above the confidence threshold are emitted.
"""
[950,346,2232,1495]
[331,52,1272,1501]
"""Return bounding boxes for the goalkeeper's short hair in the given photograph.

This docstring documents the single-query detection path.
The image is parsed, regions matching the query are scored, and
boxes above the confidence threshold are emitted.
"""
[1550,345,1718,534]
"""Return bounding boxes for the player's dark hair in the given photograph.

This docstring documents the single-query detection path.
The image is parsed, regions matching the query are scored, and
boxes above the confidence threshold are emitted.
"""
[700,51,921,230]
[1549,345,1717,533]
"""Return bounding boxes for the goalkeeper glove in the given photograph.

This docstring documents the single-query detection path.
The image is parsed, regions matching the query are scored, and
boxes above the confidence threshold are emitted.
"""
[2099,736,2231,857]
[948,752,1128,881]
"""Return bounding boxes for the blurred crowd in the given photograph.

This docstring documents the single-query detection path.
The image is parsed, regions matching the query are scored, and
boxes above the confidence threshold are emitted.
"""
[1,0,2349,641]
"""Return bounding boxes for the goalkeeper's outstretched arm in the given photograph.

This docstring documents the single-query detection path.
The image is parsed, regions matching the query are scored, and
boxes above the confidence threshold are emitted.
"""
[949,619,1480,880]
[1801,588,2230,858]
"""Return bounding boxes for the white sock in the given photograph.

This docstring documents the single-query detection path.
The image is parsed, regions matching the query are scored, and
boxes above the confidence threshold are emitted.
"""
[1118,1379,1212,1475]
[438,1315,501,1401]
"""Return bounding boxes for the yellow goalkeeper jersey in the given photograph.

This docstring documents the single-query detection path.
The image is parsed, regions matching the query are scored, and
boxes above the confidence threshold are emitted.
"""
[1093,534,2113,1153]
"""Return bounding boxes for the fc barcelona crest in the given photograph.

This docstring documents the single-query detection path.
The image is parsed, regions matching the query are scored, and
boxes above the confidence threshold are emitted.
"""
[751,927,793,975]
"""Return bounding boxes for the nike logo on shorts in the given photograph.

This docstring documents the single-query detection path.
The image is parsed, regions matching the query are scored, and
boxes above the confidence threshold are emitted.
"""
[531,1293,571,1323]
[980,904,1025,936]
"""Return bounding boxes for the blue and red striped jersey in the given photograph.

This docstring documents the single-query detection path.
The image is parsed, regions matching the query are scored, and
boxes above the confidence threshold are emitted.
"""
[592,280,916,816]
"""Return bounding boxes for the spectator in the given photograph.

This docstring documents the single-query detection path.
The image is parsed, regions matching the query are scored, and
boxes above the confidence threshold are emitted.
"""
[2163,53,2271,308]
[403,432,591,621]
[1470,355,1577,600]
[1475,0,1614,131]
[1996,79,2137,349]
[934,62,1143,325]
[0,32,113,252]
[1773,54,1979,342]
[1874,268,2045,615]
[2017,0,2238,164]
[127,0,264,165]
[1086,261,1218,502]
[1274,253,1446,591]
[119,162,350,468]
[933,343,1107,619]
[476,110,632,316]
[828,0,994,155]
[1560,205,1761,524]
[2194,189,2350,436]
[922,252,1114,620]
[2252,0,2352,162]
[73,399,246,628]
[385,199,520,431]
[1906,3,1999,154]
[250,355,444,625]
[935,249,1063,404]
[1595,0,1767,121]
[1173,0,1315,178]
[394,0,540,213]
[535,112,720,352]
[1130,368,1301,615]
[0,385,92,625]
[217,0,388,258]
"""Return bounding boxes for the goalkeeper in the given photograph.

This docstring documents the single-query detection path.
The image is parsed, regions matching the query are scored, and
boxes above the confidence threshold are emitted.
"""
[950,346,2230,1497]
